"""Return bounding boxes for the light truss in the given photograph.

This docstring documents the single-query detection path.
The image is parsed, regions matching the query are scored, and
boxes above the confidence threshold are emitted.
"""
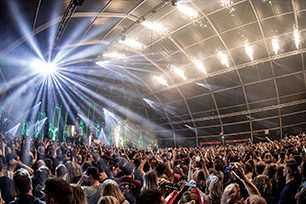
[162,98,306,125]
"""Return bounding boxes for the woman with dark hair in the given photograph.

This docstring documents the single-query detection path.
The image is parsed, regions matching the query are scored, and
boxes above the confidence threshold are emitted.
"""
[141,170,158,192]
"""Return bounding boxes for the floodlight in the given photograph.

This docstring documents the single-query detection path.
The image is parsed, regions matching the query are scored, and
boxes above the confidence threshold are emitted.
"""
[244,42,254,61]
[217,51,229,67]
[31,60,57,76]
[192,59,207,74]
[152,75,168,86]
[271,36,280,54]
[172,65,187,80]
[293,26,301,49]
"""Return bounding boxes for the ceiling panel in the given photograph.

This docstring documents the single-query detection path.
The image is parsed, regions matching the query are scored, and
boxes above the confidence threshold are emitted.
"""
[239,62,273,84]
[214,87,246,108]
[251,0,293,20]
[206,71,240,91]
[276,73,305,97]
[171,18,215,48]
[272,55,303,77]
[187,94,215,113]
[245,80,277,102]
[208,1,256,33]
[261,13,295,38]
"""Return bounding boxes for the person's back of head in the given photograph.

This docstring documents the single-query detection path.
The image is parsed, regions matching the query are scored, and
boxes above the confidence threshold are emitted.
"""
[142,170,158,191]
[244,195,267,204]
[37,166,51,184]
[56,164,68,179]
[179,190,199,204]
[44,177,74,204]
[255,161,266,175]
[86,166,100,181]
[13,168,32,195]
[221,183,241,204]
[137,190,165,204]
[252,175,272,199]
[71,184,87,204]
[102,183,125,203]
[98,196,120,204]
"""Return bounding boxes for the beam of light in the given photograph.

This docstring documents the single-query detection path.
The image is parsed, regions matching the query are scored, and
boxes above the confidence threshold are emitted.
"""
[152,75,168,86]
[172,65,187,80]
[5,123,20,136]
[244,42,254,61]
[7,1,44,60]
[143,98,155,106]
[114,124,120,147]
[196,82,211,90]
[77,113,95,129]
[31,59,58,76]
[103,108,115,118]
[54,70,171,134]
[185,124,196,132]
[103,52,126,59]
[217,51,230,67]
[192,58,207,74]
[120,38,144,50]
[271,36,280,54]
[98,128,109,145]
[142,21,168,34]
[293,25,301,49]
[28,117,48,137]
[176,4,199,19]
[1,75,42,121]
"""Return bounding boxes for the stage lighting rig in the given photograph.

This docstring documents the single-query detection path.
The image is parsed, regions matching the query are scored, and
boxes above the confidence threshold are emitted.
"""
[31,60,58,76]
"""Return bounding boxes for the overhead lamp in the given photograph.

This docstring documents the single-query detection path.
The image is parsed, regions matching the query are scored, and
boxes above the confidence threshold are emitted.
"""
[177,4,199,19]
[271,36,280,54]
[192,59,207,74]
[31,60,58,76]
[142,21,168,34]
[217,51,229,67]
[219,0,233,8]
[172,65,187,80]
[152,75,168,86]
[293,25,301,49]
[244,42,254,61]
[120,38,144,50]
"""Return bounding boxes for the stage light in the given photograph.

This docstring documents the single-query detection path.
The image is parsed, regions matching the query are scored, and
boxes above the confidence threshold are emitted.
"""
[31,60,57,76]
[271,36,280,54]
[152,75,168,86]
[172,65,187,80]
[177,4,199,19]
[219,0,233,8]
[192,58,207,74]
[142,21,168,34]
[217,51,229,67]
[244,42,254,61]
[120,38,144,50]
[293,25,301,49]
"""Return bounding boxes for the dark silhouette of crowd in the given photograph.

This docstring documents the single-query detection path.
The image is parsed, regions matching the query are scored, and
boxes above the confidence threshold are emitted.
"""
[0,131,305,204]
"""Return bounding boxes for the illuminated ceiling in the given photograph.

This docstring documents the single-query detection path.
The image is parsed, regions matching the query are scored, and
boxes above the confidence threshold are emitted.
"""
[0,0,306,145]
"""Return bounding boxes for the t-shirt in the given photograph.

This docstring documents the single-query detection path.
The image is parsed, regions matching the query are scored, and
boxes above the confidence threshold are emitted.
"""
[0,175,14,203]
[278,179,299,204]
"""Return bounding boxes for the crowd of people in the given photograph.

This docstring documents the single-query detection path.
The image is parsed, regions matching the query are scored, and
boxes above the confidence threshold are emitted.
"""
[0,131,305,204]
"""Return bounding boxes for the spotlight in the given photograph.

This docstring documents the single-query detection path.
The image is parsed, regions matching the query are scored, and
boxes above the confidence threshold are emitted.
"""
[31,60,57,76]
